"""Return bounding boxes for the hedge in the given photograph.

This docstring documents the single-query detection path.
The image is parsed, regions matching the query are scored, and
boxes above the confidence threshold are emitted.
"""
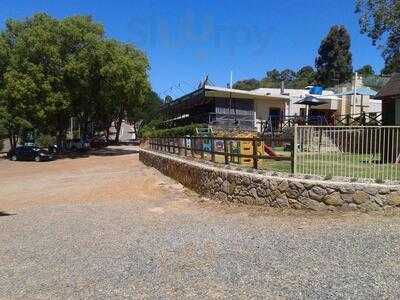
[141,124,206,138]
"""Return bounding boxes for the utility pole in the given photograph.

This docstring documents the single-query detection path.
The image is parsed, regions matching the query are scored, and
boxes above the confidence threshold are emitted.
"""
[352,72,357,115]
[228,71,233,128]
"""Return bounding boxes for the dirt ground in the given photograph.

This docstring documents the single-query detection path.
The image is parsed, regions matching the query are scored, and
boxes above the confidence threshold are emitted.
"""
[1,146,400,298]
[0,146,172,212]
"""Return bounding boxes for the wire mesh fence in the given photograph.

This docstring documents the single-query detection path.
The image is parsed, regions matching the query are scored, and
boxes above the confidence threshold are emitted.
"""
[294,126,400,182]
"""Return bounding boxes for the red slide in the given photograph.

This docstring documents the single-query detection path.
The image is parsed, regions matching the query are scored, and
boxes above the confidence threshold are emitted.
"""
[264,145,282,157]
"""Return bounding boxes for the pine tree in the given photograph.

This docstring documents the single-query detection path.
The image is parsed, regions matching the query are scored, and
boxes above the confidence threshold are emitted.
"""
[315,25,353,87]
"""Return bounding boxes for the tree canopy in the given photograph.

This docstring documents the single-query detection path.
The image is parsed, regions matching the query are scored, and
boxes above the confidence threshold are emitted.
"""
[0,13,155,149]
[232,79,260,91]
[315,25,353,87]
[356,0,400,74]
[356,64,375,77]
[233,66,316,91]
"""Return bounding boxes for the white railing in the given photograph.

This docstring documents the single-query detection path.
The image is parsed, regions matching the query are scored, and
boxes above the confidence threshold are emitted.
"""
[293,125,400,182]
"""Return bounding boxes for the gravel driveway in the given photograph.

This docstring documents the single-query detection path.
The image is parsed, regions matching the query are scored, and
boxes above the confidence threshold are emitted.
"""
[1,146,400,299]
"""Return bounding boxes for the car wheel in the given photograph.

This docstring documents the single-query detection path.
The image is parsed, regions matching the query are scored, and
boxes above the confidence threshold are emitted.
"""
[34,156,41,162]
[11,155,17,161]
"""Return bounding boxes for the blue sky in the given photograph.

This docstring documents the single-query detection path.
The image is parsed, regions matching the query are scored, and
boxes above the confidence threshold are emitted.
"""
[0,0,384,99]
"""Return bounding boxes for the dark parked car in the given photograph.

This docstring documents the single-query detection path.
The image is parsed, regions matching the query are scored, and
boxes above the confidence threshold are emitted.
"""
[7,146,53,162]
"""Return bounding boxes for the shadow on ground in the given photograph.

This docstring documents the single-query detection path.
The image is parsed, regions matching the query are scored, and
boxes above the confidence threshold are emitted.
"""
[55,147,138,160]
[0,211,15,217]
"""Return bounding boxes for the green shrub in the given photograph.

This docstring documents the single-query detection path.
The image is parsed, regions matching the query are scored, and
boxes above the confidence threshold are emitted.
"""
[36,134,56,148]
[141,123,206,138]
[0,126,6,152]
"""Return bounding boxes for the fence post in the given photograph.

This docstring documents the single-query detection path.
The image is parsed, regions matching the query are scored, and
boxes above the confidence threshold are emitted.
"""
[211,137,215,162]
[292,124,298,174]
[252,138,258,169]
[346,114,350,126]
[318,127,322,153]
[190,137,195,157]
[174,138,177,154]
[178,138,181,155]
[184,137,188,156]
[200,137,204,159]
[223,139,229,165]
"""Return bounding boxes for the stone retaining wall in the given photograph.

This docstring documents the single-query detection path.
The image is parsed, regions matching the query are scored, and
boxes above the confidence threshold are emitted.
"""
[139,149,400,212]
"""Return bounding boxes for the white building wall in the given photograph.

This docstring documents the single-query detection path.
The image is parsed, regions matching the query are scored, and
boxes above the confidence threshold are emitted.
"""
[254,99,286,132]
[369,100,382,114]
[253,87,339,116]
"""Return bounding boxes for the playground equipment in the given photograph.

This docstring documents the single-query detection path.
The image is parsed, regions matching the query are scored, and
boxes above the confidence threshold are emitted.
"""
[196,127,214,156]
[195,127,283,166]
[264,144,282,157]
[236,133,280,166]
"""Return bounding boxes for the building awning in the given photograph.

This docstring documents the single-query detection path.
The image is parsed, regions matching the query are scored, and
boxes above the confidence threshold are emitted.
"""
[203,85,288,101]
[335,86,377,97]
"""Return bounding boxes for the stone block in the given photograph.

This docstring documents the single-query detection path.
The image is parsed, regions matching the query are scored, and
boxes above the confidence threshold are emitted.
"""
[323,192,344,206]
[278,180,289,192]
[299,197,328,211]
[387,192,400,206]
[309,186,327,201]
[352,191,369,204]
[276,197,289,208]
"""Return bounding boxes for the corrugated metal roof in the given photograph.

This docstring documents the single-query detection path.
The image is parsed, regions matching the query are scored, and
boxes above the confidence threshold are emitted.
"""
[203,85,289,101]
[335,86,377,97]
[376,73,400,98]
[252,87,339,100]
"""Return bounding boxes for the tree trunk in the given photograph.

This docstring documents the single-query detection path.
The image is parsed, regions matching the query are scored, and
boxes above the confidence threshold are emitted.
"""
[8,131,18,151]
[104,120,112,142]
[114,118,123,143]
[133,123,137,140]
[56,130,66,152]
[105,127,110,142]
[8,134,14,151]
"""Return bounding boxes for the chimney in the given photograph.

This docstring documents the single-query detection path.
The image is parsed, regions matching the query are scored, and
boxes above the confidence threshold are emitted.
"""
[281,81,285,94]
[352,73,363,88]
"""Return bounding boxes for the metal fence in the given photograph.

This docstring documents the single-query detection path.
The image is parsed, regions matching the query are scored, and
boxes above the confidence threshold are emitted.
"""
[294,126,400,182]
